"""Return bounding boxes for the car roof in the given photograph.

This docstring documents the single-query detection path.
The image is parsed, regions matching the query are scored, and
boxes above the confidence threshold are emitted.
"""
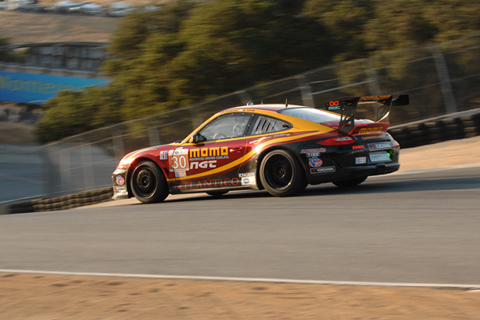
[222,104,309,113]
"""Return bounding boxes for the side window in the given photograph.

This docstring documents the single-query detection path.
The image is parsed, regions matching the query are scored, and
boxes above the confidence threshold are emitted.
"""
[199,114,251,141]
[251,116,291,135]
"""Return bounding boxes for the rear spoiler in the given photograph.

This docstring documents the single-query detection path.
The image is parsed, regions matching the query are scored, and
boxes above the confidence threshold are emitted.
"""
[324,94,409,135]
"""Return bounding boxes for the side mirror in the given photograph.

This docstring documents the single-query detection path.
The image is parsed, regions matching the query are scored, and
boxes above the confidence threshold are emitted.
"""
[192,133,207,143]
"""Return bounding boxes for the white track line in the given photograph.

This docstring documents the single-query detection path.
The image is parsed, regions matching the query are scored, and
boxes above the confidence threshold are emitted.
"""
[1,269,479,291]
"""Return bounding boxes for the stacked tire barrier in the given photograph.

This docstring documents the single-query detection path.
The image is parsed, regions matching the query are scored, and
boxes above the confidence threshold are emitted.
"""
[6,187,113,214]
[388,111,480,149]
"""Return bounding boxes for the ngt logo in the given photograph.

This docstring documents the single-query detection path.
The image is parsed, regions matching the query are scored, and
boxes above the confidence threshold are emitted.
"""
[190,160,217,169]
[190,146,229,158]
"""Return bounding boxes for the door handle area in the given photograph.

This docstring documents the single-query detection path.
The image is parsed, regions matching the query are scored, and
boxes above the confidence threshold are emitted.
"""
[229,147,244,153]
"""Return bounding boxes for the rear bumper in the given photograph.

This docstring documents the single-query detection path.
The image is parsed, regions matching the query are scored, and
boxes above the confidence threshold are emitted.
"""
[308,162,399,184]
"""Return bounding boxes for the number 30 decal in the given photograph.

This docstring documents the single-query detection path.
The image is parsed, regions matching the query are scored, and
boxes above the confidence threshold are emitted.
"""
[171,155,188,169]
[168,147,190,172]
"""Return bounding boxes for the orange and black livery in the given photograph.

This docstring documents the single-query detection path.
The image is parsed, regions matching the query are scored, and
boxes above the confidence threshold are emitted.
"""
[112,95,409,203]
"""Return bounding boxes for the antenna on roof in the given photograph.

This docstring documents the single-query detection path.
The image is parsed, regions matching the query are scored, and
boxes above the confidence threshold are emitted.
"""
[261,100,264,104]
[285,99,288,108]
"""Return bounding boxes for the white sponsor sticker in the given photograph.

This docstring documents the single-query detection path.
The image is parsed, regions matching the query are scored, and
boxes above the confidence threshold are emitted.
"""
[355,157,367,164]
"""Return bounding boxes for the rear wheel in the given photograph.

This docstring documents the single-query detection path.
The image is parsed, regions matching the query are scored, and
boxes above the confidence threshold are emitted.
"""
[332,176,367,188]
[130,160,168,203]
[259,150,307,197]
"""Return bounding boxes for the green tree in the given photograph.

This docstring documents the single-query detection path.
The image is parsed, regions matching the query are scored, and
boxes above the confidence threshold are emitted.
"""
[0,36,25,63]
[303,0,375,61]
[36,0,480,143]
[362,0,437,52]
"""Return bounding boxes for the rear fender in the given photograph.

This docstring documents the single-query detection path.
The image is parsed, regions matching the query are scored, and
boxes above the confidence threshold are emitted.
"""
[255,146,308,190]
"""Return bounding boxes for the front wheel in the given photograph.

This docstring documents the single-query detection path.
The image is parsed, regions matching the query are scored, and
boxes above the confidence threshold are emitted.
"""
[259,150,307,197]
[332,176,367,188]
[130,160,168,203]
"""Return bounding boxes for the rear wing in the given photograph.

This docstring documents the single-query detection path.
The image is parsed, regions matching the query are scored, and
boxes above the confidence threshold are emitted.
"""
[324,94,409,135]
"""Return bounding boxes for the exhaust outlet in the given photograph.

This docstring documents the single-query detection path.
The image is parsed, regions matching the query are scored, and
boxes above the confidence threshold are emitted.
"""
[376,164,387,174]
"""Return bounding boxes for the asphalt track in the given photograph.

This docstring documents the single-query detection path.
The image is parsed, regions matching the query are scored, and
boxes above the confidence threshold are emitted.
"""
[0,166,479,286]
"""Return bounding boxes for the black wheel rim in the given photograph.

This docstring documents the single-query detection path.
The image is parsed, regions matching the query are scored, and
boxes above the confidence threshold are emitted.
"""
[134,166,157,197]
[264,155,293,189]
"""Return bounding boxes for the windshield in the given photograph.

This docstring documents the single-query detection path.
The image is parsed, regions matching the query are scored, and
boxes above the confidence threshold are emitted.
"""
[278,107,340,124]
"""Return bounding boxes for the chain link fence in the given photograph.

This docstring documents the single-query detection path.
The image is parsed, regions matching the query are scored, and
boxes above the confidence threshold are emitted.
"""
[3,36,480,203]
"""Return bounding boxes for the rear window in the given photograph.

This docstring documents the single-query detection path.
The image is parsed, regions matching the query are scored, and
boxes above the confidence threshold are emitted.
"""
[251,116,291,135]
[278,107,340,124]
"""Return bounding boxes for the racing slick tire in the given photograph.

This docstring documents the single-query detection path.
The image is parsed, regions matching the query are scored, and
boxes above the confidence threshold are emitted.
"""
[130,160,168,203]
[206,191,229,197]
[332,176,367,188]
[259,149,307,197]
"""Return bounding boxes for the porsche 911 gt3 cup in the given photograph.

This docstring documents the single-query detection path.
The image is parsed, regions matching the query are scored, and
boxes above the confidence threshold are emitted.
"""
[112,94,409,203]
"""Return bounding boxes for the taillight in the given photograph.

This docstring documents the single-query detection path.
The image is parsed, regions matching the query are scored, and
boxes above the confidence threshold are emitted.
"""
[317,136,355,146]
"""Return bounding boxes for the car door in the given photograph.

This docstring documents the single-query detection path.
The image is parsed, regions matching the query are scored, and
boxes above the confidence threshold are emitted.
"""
[169,113,254,192]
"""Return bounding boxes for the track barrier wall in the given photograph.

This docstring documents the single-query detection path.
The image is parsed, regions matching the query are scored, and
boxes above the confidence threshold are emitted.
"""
[3,109,480,215]
[2,35,480,213]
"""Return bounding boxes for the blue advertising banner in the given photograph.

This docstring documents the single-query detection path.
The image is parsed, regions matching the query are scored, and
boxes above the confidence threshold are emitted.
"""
[0,71,111,104]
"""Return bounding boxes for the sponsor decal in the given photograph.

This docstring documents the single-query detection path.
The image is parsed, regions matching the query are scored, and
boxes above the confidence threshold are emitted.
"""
[368,143,391,150]
[190,160,217,169]
[167,147,227,175]
[310,166,336,174]
[239,172,255,178]
[358,127,383,135]
[328,100,340,107]
[352,145,365,150]
[308,157,323,167]
[369,152,391,163]
[168,147,189,172]
[355,157,367,165]
[175,171,187,178]
[359,95,392,101]
[160,150,168,160]
[301,148,326,154]
[328,106,341,110]
[361,135,383,141]
[269,133,291,139]
[116,175,125,185]
[190,146,229,159]
[173,178,241,191]
[242,176,256,186]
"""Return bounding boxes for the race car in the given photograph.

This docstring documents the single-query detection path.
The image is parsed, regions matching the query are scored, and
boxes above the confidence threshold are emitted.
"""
[112,94,409,203]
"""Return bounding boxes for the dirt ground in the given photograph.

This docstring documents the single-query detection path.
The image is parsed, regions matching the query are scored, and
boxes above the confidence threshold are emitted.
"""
[1,137,480,319]
[2,8,480,319]
[0,11,119,44]
[0,272,479,320]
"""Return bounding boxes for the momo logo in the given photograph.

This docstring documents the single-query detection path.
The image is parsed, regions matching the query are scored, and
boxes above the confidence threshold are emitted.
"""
[190,147,228,158]
[358,127,383,135]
